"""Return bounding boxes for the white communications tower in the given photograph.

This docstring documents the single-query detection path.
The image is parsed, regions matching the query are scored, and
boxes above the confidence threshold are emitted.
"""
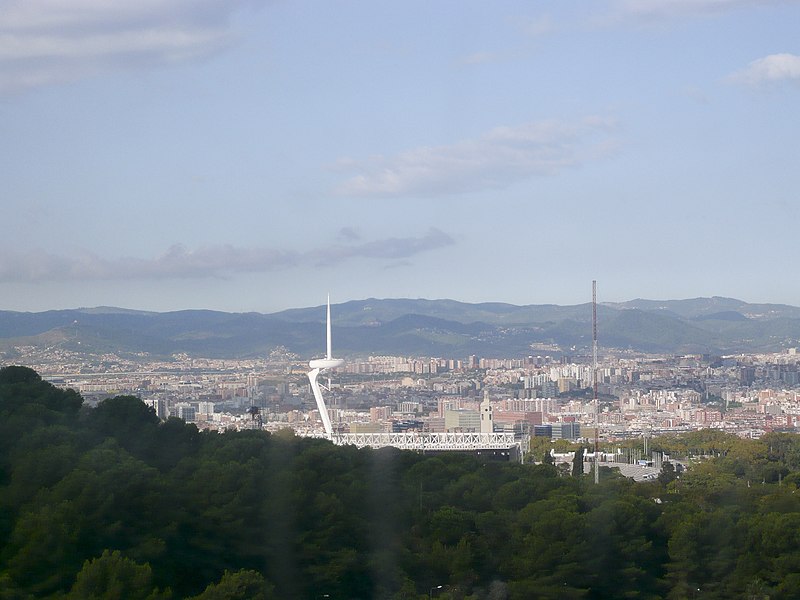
[303,295,524,460]
[307,294,344,439]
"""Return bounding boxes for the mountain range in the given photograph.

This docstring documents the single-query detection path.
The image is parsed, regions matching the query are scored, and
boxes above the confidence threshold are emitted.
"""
[2,297,800,359]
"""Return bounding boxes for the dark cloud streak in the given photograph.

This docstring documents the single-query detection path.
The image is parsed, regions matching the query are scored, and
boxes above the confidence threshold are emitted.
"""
[0,229,455,283]
[312,228,454,266]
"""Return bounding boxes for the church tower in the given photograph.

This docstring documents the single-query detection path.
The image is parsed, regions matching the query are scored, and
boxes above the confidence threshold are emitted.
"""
[480,389,493,433]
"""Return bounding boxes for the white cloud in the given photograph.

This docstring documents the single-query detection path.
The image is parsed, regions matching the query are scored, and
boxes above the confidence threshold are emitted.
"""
[0,0,264,93]
[616,0,787,18]
[516,15,554,38]
[459,16,552,67]
[335,117,618,198]
[727,53,800,85]
[461,51,499,66]
[0,229,455,283]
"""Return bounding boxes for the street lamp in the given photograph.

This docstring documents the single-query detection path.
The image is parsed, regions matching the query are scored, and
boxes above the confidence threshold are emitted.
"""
[429,584,443,598]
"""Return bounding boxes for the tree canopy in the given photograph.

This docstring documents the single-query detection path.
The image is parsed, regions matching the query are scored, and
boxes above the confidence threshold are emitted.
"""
[3,365,800,599]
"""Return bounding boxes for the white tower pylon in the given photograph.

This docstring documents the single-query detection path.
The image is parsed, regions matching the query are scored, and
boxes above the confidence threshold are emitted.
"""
[308,294,344,439]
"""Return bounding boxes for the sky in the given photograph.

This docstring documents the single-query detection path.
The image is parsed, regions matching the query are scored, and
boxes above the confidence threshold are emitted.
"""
[2,0,799,314]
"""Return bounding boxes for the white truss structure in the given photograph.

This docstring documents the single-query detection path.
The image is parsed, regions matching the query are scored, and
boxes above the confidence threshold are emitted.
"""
[330,431,522,452]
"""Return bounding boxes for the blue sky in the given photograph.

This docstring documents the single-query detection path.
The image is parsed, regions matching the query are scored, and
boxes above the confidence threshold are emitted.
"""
[2,0,799,313]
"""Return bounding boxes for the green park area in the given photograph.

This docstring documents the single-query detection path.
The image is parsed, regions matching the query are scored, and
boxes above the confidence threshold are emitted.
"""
[2,366,799,599]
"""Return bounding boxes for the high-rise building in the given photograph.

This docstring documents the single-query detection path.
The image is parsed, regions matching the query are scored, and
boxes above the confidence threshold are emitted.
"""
[143,398,166,420]
[175,402,197,423]
[444,409,480,432]
[370,406,392,422]
[551,422,580,440]
[197,401,215,418]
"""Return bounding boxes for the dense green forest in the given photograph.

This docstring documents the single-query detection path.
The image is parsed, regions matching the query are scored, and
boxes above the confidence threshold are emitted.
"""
[3,366,800,599]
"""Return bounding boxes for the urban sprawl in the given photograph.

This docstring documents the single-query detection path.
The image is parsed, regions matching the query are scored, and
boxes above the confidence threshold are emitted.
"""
[14,344,800,446]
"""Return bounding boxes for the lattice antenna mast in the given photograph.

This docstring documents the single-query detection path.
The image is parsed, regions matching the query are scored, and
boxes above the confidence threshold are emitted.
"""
[593,280,599,484]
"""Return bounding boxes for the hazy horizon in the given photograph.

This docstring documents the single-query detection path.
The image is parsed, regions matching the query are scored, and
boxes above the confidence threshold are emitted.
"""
[3,293,799,316]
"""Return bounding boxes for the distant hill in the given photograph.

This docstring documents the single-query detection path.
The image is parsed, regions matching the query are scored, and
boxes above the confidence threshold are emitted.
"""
[604,297,800,320]
[2,297,800,359]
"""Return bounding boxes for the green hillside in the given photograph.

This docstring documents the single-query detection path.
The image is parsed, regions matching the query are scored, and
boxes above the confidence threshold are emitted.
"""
[2,297,800,358]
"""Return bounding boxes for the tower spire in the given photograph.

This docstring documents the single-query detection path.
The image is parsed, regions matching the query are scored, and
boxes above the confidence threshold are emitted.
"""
[326,294,332,360]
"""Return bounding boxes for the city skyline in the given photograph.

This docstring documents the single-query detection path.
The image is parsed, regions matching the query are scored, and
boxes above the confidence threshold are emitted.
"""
[2,0,799,313]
